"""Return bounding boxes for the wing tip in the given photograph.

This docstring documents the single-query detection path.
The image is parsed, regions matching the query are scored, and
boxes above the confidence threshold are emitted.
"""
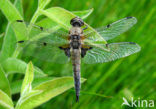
[129,42,136,44]
[126,16,133,19]
[126,16,137,23]
[129,42,141,52]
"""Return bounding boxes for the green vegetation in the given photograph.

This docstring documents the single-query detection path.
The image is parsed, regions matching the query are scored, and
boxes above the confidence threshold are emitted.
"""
[0,0,155,109]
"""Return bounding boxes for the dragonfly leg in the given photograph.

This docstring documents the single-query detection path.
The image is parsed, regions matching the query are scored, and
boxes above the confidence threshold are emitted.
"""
[59,47,71,57]
[81,47,92,58]
[65,48,71,57]
[82,25,88,30]
[16,20,44,31]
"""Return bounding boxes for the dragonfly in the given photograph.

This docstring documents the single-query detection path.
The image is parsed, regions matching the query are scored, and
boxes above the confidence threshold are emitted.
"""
[15,16,141,102]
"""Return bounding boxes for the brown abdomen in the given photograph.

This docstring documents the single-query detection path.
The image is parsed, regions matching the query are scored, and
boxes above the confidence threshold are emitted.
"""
[71,49,81,102]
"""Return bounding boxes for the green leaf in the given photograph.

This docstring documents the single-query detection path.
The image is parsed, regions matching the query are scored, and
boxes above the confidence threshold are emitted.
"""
[21,62,34,95]
[29,8,94,39]
[2,58,46,77]
[40,7,107,43]
[0,26,16,62]
[30,0,51,24]
[16,77,86,109]
[11,77,54,94]
[39,0,51,9]
[0,0,24,62]
[72,8,93,19]
[0,65,11,97]
[0,0,22,22]
[14,0,23,16]
[36,8,93,28]
[36,18,58,28]
[0,90,14,109]
[0,33,4,38]
[15,90,42,109]
[0,0,27,41]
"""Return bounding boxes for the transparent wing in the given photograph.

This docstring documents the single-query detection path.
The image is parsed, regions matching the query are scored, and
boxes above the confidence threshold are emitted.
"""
[13,20,69,41]
[18,39,70,64]
[84,17,137,41]
[14,20,70,64]
[82,42,141,64]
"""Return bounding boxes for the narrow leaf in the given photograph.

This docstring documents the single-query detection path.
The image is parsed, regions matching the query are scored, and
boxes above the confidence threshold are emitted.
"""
[21,62,34,95]
[30,0,51,24]
[36,8,93,28]
[0,0,22,22]
[0,90,14,109]
[72,8,93,19]
[39,0,51,9]
[2,58,46,77]
[0,0,24,62]
[40,7,106,43]
[15,90,42,109]
[0,25,16,62]
[14,0,23,16]
[17,77,86,109]
[0,65,11,97]
[0,33,4,38]
[30,8,94,38]
[0,0,27,40]
[11,77,54,94]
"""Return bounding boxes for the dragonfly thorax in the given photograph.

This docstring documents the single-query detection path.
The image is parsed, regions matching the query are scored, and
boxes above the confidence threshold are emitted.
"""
[69,27,83,49]
[69,27,83,36]
[70,35,81,49]
[71,35,80,40]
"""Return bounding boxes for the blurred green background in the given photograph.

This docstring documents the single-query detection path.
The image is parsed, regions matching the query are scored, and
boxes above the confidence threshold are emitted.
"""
[0,0,156,109]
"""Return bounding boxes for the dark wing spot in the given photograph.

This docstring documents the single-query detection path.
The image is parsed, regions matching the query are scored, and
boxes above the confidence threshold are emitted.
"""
[17,40,24,43]
[65,48,71,57]
[129,42,136,44]
[59,46,71,57]
[81,47,93,58]
[43,42,47,46]
[16,20,23,22]
[89,47,93,50]
[106,44,109,48]
[59,46,63,50]
[126,16,133,19]
[107,24,110,28]
[40,27,44,31]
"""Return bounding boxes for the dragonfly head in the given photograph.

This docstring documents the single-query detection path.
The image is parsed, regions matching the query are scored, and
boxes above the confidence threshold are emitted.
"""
[70,17,84,27]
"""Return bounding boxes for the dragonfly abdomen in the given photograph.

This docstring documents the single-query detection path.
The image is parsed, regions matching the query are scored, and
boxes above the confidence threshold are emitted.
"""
[71,49,81,102]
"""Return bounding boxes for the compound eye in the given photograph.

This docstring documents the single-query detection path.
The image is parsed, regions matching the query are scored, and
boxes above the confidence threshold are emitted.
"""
[80,21,84,26]
[78,19,84,26]
[70,19,74,25]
